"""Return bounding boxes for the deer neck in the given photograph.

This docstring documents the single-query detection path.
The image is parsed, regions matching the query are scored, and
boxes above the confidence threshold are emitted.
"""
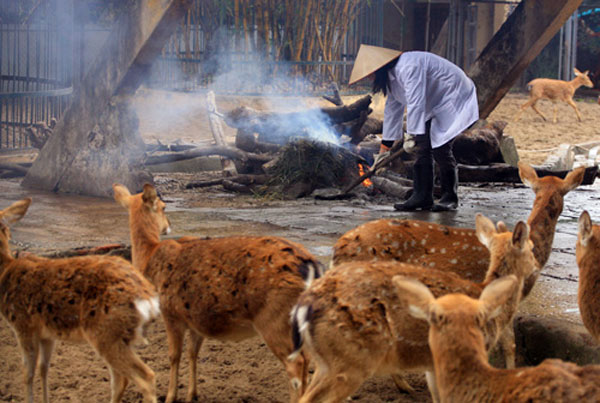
[0,238,12,277]
[433,329,500,402]
[570,76,587,91]
[527,191,563,268]
[129,214,161,275]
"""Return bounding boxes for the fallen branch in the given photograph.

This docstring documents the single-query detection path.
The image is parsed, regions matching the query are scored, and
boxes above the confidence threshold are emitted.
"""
[144,146,272,166]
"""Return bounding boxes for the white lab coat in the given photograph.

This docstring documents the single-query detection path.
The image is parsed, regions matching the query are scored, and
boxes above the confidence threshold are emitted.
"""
[382,51,479,149]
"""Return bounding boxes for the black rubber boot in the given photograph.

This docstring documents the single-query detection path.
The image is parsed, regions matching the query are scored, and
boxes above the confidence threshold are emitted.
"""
[394,162,434,211]
[432,166,458,211]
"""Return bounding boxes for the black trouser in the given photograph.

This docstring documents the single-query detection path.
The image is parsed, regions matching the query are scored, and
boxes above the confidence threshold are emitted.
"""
[414,120,457,177]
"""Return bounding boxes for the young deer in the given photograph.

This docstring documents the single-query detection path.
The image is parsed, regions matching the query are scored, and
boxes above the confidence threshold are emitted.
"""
[576,210,600,341]
[332,162,585,297]
[394,274,600,402]
[290,214,538,403]
[0,198,160,403]
[514,68,594,123]
[113,183,323,403]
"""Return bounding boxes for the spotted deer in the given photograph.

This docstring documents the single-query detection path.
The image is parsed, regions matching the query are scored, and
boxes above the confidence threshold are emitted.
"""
[576,210,600,341]
[113,183,323,403]
[394,274,600,402]
[514,68,594,123]
[0,198,160,403]
[290,214,538,402]
[333,162,585,298]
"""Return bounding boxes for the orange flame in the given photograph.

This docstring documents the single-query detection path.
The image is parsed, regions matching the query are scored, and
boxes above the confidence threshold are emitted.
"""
[357,164,373,187]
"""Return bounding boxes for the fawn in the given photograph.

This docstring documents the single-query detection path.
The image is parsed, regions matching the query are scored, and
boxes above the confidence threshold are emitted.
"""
[394,274,600,402]
[113,183,323,403]
[576,210,600,341]
[514,68,594,123]
[333,162,584,296]
[290,214,538,402]
[0,198,160,403]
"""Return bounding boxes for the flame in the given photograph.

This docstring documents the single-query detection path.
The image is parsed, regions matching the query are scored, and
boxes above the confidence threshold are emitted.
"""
[357,164,373,187]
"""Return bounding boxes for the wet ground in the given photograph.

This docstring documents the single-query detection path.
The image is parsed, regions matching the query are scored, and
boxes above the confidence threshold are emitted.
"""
[3,174,599,325]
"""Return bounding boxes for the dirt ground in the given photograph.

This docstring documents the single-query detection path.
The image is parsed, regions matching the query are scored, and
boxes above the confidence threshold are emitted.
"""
[0,89,599,403]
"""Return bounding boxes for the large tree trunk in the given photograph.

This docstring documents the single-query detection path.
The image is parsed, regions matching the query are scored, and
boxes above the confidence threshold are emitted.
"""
[22,0,193,197]
[469,0,583,119]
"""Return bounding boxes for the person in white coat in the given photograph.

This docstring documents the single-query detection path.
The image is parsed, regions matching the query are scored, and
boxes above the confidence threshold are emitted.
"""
[349,45,479,211]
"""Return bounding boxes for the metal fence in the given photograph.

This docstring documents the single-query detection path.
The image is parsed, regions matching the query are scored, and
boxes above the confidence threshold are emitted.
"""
[0,0,73,150]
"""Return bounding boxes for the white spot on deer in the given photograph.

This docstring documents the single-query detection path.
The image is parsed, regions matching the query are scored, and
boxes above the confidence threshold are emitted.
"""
[440,248,446,254]
[376,233,381,239]
[413,222,420,227]
[462,244,469,250]
[411,240,417,246]
[428,225,433,229]
[450,259,458,264]
[391,241,400,249]
[429,262,435,267]
[453,231,459,235]
[356,247,362,254]
[452,241,460,246]
[135,296,160,323]
[403,241,408,250]
[291,378,302,390]
[429,248,436,253]
[421,239,427,246]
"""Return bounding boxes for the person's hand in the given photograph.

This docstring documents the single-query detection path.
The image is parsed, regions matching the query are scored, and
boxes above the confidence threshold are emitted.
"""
[403,133,417,153]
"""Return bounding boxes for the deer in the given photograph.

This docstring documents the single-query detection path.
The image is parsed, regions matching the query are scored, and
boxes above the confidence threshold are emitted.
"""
[113,183,324,403]
[513,68,594,123]
[576,210,600,342]
[331,163,584,371]
[394,274,600,402]
[0,198,160,403]
[290,213,538,403]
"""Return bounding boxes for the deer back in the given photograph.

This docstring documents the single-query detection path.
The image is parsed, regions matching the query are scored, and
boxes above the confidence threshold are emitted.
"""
[332,219,488,282]
[148,235,321,339]
[0,249,157,343]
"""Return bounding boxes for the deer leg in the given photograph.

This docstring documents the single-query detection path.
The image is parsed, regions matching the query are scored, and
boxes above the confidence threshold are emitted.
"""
[39,339,55,403]
[566,98,583,121]
[425,370,440,403]
[103,340,156,403]
[498,325,516,369]
[163,317,186,403]
[529,101,547,121]
[186,331,204,402]
[108,367,128,403]
[17,334,39,403]
[514,98,540,122]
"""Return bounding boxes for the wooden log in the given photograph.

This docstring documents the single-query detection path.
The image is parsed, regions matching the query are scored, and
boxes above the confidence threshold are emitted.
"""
[222,179,253,193]
[372,177,412,199]
[458,163,598,185]
[322,82,344,106]
[224,95,373,144]
[0,163,30,177]
[144,146,272,166]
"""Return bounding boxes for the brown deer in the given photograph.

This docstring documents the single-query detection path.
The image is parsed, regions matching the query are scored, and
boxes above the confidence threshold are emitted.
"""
[113,183,323,403]
[576,210,600,341]
[333,162,585,296]
[290,214,538,402]
[394,274,600,402]
[514,68,594,123]
[0,198,160,403]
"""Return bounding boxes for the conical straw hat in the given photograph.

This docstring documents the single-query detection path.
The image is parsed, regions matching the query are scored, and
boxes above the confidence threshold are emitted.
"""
[348,44,402,85]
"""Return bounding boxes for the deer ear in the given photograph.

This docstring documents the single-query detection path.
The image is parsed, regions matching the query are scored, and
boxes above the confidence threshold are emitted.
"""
[574,67,581,75]
[475,213,496,248]
[0,198,31,224]
[512,221,530,250]
[496,221,509,233]
[142,184,158,209]
[392,276,435,321]
[579,210,593,247]
[560,166,585,195]
[518,162,539,190]
[113,184,132,208]
[479,275,519,320]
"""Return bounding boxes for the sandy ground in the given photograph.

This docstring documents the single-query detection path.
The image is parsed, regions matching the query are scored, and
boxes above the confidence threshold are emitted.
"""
[0,89,599,403]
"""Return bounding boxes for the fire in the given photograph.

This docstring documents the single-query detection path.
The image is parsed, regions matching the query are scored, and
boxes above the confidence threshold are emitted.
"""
[357,164,373,187]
